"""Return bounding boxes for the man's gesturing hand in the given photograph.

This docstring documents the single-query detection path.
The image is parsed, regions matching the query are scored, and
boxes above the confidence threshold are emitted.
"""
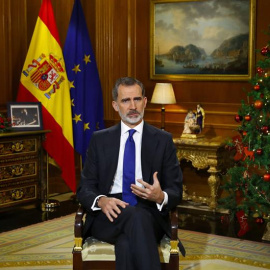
[131,172,164,204]
[98,197,128,222]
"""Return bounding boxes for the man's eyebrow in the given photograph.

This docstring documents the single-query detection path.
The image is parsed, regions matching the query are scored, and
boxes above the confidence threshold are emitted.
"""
[121,97,131,102]
[120,96,142,102]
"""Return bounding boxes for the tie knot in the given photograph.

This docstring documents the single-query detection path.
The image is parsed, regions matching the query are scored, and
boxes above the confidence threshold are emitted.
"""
[128,129,136,138]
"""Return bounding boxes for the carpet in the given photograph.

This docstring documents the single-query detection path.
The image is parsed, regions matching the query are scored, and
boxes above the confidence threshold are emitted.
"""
[0,214,270,270]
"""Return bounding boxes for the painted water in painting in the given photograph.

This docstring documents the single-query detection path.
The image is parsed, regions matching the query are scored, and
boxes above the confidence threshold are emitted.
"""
[155,52,248,75]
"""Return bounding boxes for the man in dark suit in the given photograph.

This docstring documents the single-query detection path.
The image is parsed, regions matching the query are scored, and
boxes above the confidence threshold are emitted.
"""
[77,77,183,270]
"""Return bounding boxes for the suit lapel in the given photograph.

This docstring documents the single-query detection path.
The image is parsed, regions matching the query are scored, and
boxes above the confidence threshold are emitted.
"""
[102,124,121,192]
[141,123,158,184]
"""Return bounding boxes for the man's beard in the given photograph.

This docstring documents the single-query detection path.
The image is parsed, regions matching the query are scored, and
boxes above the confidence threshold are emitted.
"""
[118,109,144,125]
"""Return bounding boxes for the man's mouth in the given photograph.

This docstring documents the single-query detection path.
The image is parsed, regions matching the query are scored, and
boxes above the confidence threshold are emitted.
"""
[127,111,139,117]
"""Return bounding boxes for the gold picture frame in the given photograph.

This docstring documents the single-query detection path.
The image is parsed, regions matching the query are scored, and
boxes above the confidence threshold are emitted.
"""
[150,0,256,81]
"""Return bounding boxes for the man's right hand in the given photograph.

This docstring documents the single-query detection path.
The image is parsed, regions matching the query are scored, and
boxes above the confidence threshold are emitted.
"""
[98,197,128,222]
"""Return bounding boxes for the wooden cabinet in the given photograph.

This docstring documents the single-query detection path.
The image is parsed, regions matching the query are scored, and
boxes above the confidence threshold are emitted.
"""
[0,130,50,210]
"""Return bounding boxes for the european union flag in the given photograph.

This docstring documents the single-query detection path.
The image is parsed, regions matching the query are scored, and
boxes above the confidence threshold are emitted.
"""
[63,0,105,164]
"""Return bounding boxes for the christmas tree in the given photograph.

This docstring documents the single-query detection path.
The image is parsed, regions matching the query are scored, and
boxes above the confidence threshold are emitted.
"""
[219,34,270,237]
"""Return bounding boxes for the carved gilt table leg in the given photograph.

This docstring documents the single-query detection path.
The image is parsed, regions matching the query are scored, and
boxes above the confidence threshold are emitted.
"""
[207,155,220,209]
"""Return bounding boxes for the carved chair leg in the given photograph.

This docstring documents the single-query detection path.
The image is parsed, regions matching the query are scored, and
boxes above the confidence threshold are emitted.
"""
[170,253,179,270]
[161,254,179,270]
[73,250,83,270]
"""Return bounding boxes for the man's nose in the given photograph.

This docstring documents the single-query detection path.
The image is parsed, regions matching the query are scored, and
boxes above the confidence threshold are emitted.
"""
[129,100,136,109]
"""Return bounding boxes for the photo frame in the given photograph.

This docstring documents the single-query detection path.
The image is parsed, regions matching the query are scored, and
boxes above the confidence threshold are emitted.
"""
[150,0,256,81]
[7,102,43,131]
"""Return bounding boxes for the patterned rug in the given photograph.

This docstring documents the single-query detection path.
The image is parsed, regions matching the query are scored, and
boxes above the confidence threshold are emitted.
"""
[0,214,270,270]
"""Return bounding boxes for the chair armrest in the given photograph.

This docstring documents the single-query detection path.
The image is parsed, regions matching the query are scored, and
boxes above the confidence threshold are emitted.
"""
[169,207,179,254]
[170,207,178,240]
[75,205,85,237]
[74,205,86,251]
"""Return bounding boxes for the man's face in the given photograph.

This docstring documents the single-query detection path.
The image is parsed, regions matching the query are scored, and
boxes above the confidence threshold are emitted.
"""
[112,84,147,127]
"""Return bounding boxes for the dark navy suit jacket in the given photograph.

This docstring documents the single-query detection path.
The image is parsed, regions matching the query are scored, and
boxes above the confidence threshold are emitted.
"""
[77,122,183,240]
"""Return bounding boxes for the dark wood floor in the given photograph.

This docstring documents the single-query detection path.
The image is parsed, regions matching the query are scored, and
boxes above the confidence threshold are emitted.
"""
[0,193,269,244]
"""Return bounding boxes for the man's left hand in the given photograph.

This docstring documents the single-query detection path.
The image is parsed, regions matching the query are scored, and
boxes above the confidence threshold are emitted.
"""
[131,171,164,204]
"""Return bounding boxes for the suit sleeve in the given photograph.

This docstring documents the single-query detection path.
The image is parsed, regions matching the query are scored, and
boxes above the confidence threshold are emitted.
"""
[160,134,183,210]
[76,133,102,212]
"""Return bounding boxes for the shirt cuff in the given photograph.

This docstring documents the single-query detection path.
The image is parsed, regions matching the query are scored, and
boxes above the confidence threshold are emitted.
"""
[156,191,168,211]
[91,195,106,211]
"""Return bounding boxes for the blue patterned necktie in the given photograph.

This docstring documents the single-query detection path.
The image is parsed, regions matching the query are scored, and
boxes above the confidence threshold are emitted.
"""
[122,129,137,205]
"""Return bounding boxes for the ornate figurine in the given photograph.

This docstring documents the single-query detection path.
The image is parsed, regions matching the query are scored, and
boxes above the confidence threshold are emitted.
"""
[196,104,205,133]
[183,109,196,134]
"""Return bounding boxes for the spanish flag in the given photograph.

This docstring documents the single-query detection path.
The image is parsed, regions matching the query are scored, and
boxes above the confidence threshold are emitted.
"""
[17,0,76,193]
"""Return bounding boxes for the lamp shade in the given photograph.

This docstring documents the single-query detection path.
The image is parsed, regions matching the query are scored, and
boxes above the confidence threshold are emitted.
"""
[151,83,176,105]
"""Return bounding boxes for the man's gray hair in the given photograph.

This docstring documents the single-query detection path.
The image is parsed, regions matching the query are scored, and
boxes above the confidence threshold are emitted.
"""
[112,77,145,101]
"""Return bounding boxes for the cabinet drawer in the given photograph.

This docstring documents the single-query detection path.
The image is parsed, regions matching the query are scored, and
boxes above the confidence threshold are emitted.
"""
[0,138,38,158]
[0,161,38,181]
[0,184,37,207]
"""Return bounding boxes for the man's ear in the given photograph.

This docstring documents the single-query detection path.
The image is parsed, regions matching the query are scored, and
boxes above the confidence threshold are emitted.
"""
[144,97,147,108]
[112,101,119,112]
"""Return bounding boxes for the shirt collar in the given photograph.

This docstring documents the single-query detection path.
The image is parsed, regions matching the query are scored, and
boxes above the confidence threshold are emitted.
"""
[121,120,144,136]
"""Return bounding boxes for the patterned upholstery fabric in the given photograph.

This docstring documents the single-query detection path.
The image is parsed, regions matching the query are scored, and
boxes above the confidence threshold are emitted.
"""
[82,235,172,263]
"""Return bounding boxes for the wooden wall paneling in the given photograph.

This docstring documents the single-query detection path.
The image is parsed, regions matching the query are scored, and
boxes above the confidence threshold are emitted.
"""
[51,0,73,47]
[0,0,11,109]
[135,0,150,88]
[95,0,131,124]
[127,0,137,77]
[81,0,115,123]
[26,0,42,46]
[95,0,114,121]
[81,0,96,48]
[256,0,270,48]
[9,0,29,103]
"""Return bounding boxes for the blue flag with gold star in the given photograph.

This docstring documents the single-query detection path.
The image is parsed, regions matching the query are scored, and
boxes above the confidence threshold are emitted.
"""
[63,0,105,164]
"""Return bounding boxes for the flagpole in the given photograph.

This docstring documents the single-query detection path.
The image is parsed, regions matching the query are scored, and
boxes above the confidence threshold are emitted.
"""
[41,152,60,211]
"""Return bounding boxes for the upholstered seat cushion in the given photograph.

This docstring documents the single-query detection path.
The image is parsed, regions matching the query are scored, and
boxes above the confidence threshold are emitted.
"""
[82,235,172,263]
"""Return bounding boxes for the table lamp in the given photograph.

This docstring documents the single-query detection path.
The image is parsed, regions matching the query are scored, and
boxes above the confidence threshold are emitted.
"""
[151,83,176,130]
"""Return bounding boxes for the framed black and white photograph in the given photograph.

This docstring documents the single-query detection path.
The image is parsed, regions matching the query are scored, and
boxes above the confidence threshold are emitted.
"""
[7,102,43,131]
[150,0,256,81]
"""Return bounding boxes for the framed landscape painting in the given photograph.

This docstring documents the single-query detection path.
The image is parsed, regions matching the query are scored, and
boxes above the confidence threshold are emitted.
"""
[150,0,256,81]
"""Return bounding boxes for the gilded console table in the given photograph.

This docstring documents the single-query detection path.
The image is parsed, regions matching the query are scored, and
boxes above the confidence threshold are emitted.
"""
[174,136,232,210]
[0,130,50,210]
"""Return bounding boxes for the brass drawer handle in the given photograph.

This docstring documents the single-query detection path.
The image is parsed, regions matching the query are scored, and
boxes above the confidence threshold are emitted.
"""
[11,189,24,200]
[11,142,24,152]
[12,166,24,176]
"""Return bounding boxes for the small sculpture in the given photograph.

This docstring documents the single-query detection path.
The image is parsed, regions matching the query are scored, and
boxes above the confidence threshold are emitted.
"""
[182,105,205,137]
[183,109,197,134]
[195,104,205,133]
[182,109,201,135]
